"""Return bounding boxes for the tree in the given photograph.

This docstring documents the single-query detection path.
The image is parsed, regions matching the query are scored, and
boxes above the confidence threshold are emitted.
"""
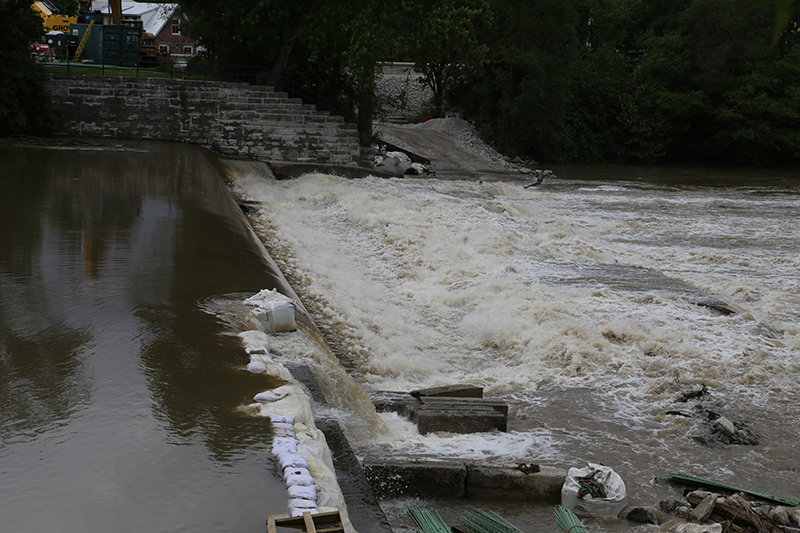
[0,0,58,138]
[397,0,491,114]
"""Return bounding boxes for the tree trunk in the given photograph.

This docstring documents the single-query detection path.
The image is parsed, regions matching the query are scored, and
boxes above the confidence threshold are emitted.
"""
[266,0,326,89]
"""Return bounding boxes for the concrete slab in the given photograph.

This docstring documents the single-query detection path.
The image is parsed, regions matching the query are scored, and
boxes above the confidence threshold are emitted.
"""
[361,459,566,503]
[362,460,468,499]
[466,464,565,502]
[414,404,507,434]
[410,384,483,398]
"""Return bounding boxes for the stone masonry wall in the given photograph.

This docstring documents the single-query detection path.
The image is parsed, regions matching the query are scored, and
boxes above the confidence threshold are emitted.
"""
[46,74,362,165]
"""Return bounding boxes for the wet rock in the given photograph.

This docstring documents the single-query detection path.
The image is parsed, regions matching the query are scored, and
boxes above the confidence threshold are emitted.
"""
[678,385,708,402]
[622,506,661,524]
[517,463,540,474]
[682,403,760,446]
[690,492,718,522]
[661,499,689,514]
[714,416,736,436]
[710,417,759,445]
[674,522,722,533]
[788,507,800,526]
[666,410,692,417]
[767,506,791,525]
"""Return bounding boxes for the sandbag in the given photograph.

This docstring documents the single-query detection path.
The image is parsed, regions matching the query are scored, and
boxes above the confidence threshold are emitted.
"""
[561,463,627,518]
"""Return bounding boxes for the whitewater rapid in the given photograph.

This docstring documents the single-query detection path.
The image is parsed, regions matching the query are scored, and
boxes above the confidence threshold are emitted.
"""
[228,167,800,501]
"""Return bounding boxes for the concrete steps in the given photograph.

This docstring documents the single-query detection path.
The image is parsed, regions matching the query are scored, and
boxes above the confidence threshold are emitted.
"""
[370,385,508,435]
[47,74,361,165]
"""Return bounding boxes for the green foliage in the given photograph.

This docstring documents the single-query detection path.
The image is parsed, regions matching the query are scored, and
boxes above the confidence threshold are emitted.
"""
[396,0,492,113]
[49,0,79,16]
[177,0,800,165]
[448,0,800,165]
[0,0,58,137]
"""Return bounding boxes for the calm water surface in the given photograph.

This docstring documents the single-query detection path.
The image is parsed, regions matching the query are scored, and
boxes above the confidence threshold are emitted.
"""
[0,143,289,532]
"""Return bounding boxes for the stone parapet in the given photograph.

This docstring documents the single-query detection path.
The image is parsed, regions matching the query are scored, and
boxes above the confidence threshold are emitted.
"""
[46,74,361,166]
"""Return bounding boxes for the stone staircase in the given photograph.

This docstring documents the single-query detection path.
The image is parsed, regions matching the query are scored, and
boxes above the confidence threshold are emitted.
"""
[47,74,363,166]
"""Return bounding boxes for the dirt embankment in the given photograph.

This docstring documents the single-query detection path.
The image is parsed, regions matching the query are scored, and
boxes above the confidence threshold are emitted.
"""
[374,119,534,180]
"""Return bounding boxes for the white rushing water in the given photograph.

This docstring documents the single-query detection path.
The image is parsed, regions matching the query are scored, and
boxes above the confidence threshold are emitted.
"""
[229,168,800,502]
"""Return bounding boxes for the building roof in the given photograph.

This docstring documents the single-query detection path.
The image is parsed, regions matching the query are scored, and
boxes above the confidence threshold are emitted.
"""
[90,1,177,35]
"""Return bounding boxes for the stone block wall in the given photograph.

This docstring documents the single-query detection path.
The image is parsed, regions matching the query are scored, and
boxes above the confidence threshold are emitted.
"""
[46,74,362,165]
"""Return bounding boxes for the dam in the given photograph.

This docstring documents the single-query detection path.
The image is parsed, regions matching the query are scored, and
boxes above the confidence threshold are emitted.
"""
[5,78,800,529]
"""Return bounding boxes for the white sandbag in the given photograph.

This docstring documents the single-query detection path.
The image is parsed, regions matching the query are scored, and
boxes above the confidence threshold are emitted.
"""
[238,330,270,354]
[247,361,267,373]
[278,451,309,470]
[253,387,316,427]
[289,497,317,510]
[272,437,298,455]
[244,290,297,333]
[254,360,294,381]
[244,288,294,307]
[561,463,627,518]
[285,468,315,487]
[253,390,285,403]
[270,415,294,425]
[291,508,319,518]
[288,485,317,501]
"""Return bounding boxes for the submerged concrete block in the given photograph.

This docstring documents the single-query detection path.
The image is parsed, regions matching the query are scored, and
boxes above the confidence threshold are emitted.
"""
[362,459,467,498]
[413,404,507,434]
[466,464,566,502]
[418,396,509,417]
[411,384,484,398]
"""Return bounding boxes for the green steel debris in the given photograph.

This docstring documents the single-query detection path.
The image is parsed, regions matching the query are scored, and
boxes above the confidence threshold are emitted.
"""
[576,471,607,499]
[407,507,450,533]
[661,473,800,507]
[554,505,589,533]
[458,509,523,533]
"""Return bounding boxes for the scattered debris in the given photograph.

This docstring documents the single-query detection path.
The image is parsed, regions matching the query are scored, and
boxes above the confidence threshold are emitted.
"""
[524,169,554,188]
[562,463,628,518]
[517,463,541,474]
[373,149,432,176]
[621,506,661,524]
[655,483,800,533]
[661,473,800,507]
[678,384,708,402]
[667,384,760,446]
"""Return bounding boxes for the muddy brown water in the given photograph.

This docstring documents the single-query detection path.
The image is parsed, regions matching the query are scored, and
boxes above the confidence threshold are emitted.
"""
[0,142,291,532]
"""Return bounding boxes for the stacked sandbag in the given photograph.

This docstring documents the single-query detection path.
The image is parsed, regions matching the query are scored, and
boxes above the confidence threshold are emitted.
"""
[240,290,345,518]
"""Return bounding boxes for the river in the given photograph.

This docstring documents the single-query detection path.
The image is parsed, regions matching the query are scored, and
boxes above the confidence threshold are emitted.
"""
[2,142,798,532]
[0,143,292,532]
[227,161,800,528]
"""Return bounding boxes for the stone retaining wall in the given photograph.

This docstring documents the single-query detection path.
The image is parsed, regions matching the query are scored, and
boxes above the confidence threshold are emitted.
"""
[46,74,362,165]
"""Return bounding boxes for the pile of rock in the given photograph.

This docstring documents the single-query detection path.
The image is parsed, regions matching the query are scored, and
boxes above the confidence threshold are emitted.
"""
[655,490,800,533]
[666,386,760,447]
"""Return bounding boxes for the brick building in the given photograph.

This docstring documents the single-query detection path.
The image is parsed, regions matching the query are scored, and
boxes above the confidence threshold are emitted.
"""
[90,1,198,62]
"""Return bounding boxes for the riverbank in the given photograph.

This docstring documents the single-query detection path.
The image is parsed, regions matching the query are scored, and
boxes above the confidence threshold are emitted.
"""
[374,118,541,180]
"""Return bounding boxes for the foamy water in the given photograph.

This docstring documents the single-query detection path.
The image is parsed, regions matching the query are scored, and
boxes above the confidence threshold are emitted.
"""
[229,168,800,501]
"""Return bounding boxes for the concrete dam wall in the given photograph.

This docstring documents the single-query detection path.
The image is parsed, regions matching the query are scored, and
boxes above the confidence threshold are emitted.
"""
[46,74,362,165]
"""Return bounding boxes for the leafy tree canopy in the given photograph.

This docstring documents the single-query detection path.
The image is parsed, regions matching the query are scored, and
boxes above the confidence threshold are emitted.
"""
[0,0,58,138]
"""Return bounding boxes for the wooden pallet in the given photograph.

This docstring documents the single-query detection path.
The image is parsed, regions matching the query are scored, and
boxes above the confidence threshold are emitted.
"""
[267,508,355,533]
